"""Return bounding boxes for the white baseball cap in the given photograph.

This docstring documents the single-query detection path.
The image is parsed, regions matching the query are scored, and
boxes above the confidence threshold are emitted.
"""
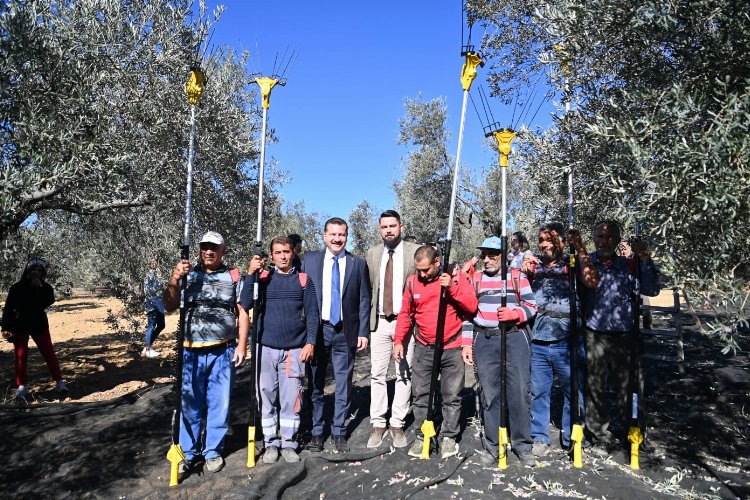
[199,231,225,246]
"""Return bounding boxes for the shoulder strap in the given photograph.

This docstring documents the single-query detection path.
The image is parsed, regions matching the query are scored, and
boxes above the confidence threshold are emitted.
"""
[511,267,522,303]
[229,267,241,284]
[298,272,308,288]
[473,271,483,297]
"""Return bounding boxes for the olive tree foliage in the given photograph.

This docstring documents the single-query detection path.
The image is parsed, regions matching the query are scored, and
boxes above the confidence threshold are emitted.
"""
[0,0,306,309]
[468,0,750,349]
[348,200,380,258]
[393,95,484,262]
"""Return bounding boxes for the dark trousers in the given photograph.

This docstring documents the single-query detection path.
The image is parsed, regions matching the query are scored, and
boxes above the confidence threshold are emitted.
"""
[311,324,355,437]
[474,330,532,455]
[412,342,464,440]
[585,330,645,444]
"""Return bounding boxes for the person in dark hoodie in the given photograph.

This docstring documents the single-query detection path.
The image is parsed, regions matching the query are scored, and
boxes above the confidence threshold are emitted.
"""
[1,258,68,399]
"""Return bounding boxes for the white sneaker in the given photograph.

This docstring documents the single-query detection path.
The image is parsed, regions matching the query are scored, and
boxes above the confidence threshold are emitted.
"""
[142,347,161,358]
[55,380,69,393]
[15,385,28,399]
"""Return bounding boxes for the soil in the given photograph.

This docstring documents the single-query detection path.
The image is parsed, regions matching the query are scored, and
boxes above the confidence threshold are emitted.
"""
[0,294,748,499]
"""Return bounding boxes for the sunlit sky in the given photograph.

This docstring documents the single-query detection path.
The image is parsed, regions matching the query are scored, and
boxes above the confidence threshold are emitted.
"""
[202,1,555,222]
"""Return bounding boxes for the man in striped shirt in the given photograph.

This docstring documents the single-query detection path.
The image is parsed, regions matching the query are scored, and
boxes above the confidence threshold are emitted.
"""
[463,236,538,467]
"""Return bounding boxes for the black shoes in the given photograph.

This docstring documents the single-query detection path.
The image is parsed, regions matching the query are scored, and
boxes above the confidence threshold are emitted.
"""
[331,435,349,453]
[308,435,324,453]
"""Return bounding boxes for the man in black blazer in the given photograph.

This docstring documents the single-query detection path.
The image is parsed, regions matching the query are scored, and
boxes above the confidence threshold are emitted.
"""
[302,217,371,452]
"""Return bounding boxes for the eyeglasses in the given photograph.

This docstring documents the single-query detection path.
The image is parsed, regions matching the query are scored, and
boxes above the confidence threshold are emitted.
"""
[479,252,501,259]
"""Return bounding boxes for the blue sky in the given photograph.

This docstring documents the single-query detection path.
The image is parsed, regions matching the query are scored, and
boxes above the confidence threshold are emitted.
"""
[202,1,554,221]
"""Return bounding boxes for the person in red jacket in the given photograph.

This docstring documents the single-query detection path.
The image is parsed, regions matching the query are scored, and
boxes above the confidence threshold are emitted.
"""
[393,245,478,459]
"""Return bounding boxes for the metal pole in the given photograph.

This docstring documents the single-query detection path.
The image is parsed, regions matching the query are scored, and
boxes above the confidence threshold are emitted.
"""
[420,50,482,459]
[491,128,515,469]
[167,67,205,487]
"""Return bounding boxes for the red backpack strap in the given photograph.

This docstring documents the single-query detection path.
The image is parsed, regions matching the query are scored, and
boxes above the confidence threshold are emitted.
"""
[473,271,483,297]
[511,267,522,303]
[229,267,241,284]
[298,272,308,288]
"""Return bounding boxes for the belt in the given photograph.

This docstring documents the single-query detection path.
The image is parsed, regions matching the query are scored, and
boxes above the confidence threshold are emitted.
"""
[322,320,343,332]
[379,314,397,322]
[475,324,519,338]
[538,308,571,319]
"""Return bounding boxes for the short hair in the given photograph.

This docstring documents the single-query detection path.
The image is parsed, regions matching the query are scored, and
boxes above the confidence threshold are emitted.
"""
[538,222,565,240]
[414,245,439,263]
[512,231,530,251]
[379,210,402,224]
[593,220,622,240]
[323,217,348,233]
[287,233,302,247]
[270,236,292,252]
[403,235,418,243]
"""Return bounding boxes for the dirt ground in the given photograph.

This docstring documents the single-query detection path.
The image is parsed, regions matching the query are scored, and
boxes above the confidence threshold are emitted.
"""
[0,294,748,499]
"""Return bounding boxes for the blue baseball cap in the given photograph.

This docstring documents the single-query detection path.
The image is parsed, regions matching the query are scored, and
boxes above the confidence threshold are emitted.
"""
[477,236,503,250]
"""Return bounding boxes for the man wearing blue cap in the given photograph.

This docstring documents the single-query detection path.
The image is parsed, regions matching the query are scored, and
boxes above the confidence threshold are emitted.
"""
[463,235,538,467]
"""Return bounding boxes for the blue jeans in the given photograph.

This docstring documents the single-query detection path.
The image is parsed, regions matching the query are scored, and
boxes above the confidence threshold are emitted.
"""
[145,310,165,346]
[180,342,236,460]
[530,335,585,448]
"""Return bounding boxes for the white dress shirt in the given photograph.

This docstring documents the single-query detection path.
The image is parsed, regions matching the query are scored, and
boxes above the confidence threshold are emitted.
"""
[378,241,404,315]
[321,247,347,322]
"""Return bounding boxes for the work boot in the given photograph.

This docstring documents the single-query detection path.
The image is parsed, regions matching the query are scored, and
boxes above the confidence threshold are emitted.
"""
[263,446,279,464]
[281,448,300,463]
[408,439,424,458]
[367,427,387,448]
[441,437,459,459]
[532,442,550,457]
[55,380,69,393]
[515,449,536,467]
[205,456,224,473]
[475,449,497,467]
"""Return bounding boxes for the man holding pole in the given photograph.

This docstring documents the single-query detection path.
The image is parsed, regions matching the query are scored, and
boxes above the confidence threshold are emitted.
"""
[463,236,537,467]
[393,245,477,459]
[581,221,659,456]
[303,217,371,453]
[163,231,248,478]
[521,224,599,457]
[366,210,419,449]
[241,236,319,464]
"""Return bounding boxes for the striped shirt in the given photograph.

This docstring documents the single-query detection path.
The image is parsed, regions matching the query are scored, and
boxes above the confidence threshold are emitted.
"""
[463,270,537,338]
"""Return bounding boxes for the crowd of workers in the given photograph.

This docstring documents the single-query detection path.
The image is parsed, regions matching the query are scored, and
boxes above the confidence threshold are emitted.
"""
[0,209,659,481]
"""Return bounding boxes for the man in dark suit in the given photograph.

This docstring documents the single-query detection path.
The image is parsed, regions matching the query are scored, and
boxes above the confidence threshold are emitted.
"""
[302,217,371,452]
[365,210,419,449]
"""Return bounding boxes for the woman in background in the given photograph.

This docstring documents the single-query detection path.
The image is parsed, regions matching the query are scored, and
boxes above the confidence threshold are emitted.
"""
[1,258,67,399]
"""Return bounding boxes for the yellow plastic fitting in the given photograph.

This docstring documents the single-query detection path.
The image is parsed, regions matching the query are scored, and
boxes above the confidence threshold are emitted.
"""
[498,426,509,469]
[420,420,436,459]
[571,423,584,468]
[460,51,483,91]
[186,68,206,106]
[628,426,643,469]
[248,425,257,467]
[254,77,279,109]
[492,129,516,167]
[166,443,185,487]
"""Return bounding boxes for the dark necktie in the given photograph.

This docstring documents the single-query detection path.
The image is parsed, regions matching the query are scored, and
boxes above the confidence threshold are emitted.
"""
[383,249,394,317]
[330,254,341,324]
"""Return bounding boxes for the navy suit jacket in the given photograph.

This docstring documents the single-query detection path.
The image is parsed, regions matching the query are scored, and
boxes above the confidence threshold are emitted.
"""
[302,249,371,348]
